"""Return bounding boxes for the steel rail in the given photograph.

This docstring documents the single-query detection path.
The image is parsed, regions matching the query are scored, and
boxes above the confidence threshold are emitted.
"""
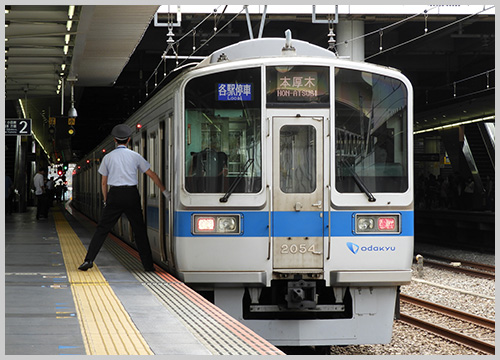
[422,259,495,280]
[416,252,495,272]
[398,313,495,355]
[400,294,495,330]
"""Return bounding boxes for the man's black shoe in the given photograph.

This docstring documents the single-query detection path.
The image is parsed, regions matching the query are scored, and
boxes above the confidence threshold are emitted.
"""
[144,266,155,272]
[78,261,93,271]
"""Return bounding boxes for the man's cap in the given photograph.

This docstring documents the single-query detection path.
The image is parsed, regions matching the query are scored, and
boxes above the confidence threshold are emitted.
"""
[111,124,132,140]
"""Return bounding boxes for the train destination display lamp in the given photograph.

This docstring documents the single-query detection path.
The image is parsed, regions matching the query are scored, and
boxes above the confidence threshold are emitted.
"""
[217,83,252,101]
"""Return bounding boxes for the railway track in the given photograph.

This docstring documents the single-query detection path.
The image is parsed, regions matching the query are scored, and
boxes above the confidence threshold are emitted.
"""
[414,253,495,280]
[399,294,495,355]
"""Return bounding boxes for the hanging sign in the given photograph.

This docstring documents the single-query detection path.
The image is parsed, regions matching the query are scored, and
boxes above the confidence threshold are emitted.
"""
[5,118,32,136]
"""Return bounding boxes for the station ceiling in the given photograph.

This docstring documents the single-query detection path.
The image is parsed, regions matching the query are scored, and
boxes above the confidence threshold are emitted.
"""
[4,5,495,161]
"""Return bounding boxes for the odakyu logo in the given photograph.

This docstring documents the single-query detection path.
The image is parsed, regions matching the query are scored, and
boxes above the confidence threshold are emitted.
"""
[346,242,360,254]
[346,242,396,254]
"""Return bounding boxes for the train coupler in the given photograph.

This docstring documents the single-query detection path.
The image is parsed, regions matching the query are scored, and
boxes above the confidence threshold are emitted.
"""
[285,279,317,309]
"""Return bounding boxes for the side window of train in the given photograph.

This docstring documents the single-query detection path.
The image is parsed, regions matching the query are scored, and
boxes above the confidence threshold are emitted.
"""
[165,115,171,192]
[148,131,158,198]
[133,140,142,193]
[184,68,262,194]
[334,68,409,193]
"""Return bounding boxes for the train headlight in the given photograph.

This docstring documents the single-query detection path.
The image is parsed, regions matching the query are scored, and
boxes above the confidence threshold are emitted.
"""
[192,214,241,235]
[217,217,237,232]
[357,218,374,231]
[355,214,400,234]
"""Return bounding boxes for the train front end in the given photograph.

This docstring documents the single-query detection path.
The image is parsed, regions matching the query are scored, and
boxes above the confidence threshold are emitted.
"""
[175,37,413,346]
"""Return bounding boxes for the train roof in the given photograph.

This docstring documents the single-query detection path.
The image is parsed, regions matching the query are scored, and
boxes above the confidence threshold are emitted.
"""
[197,35,337,67]
[195,32,404,76]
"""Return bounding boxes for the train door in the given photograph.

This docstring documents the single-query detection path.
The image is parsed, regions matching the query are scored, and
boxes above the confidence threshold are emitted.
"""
[272,115,325,273]
[146,123,162,257]
[129,133,143,243]
[164,114,174,267]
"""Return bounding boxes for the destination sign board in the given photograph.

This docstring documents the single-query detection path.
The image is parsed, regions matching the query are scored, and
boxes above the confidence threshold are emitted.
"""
[277,71,319,102]
[217,83,252,101]
[266,66,329,106]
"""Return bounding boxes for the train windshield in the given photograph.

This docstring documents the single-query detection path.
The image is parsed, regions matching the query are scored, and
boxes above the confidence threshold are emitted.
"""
[184,68,262,194]
[335,68,409,193]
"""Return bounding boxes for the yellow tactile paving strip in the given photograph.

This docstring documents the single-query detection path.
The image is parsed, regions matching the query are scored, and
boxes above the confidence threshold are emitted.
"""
[104,234,285,355]
[53,211,153,355]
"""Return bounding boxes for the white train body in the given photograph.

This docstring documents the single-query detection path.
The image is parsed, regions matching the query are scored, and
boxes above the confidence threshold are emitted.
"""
[73,35,414,346]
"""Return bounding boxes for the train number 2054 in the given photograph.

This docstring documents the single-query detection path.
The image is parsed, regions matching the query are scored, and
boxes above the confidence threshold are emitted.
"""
[280,243,321,255]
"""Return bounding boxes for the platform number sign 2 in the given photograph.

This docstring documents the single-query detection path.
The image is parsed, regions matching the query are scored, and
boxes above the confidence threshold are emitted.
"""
[5,119,32,136]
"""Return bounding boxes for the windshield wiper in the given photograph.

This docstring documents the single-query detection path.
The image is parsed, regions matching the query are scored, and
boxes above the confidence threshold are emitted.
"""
[341,159,376,202]
[220,159,254,203]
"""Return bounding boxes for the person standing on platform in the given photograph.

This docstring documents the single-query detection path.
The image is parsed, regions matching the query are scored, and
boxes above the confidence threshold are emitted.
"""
[55,182,63,203]
[33,167,47,220]
[46,176,55,207]
[463,178,475,210]
[78,124,168,272]
[5,174,14,215]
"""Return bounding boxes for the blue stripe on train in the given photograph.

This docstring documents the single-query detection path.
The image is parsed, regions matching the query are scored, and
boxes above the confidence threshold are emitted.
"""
[174,210,414,237]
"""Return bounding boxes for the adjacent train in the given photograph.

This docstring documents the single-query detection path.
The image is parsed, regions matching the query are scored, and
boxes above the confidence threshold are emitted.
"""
[72,32,414,347]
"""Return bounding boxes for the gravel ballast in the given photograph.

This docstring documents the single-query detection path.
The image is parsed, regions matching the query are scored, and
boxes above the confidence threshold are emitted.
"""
[329,243,495,355]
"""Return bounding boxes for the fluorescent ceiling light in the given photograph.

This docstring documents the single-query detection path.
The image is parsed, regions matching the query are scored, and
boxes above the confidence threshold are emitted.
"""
[414,115,495,134]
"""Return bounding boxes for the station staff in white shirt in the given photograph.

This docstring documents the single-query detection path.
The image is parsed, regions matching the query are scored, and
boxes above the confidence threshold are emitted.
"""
[33,167,47,220]
[78,124,168,271]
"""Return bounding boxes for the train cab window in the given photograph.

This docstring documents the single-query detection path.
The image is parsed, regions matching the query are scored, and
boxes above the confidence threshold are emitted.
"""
[335,68,408,194]
[184,68,262,194]
[266,65,329,107]
[280,125,316,193]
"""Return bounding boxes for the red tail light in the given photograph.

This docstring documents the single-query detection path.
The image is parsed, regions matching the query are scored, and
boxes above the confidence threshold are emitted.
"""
[378,217,396,231]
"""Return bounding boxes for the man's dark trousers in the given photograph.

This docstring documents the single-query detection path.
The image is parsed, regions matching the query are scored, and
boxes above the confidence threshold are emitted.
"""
[84,186,154,270]
[36,194,48,219]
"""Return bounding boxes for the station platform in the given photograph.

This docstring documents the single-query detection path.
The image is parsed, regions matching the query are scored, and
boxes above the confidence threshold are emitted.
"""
[414,209,494,253]
[4,204,285,356]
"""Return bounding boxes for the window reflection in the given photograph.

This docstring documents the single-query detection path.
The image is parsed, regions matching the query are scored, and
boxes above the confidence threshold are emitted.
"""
[280,125,316,193]
[335,68,408,193]
[185,68,262,193]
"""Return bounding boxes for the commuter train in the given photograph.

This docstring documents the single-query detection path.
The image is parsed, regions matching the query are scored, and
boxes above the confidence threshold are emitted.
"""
[72,32,414,347]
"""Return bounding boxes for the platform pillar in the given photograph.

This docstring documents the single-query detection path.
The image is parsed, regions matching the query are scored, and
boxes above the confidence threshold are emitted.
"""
[336,20,365,62]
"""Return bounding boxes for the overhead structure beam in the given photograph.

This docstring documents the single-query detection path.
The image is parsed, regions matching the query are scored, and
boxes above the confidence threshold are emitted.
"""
[245,5,268,39]
[70,5,159,87]
[312,5,338,24]
[244,6,253,39]
[258,5,268,38]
